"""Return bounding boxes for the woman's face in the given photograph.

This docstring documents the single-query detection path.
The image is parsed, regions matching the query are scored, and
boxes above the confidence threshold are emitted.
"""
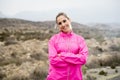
[56,15,72,33]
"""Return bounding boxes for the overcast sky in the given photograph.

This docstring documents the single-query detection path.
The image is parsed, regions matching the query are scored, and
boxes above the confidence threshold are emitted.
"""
[0,0,120,23]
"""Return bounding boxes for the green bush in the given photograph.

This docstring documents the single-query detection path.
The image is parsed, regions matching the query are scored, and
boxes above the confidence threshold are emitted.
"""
[115,69,118,73]
[110,64,116,69]
[82,65,88,74]
[99,70,107,76]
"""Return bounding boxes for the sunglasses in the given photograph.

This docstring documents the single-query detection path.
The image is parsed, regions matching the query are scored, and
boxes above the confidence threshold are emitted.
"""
[58,19,67,25]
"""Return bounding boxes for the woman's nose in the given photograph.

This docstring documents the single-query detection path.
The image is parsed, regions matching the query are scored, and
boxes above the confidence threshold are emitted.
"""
[61,22,65,27]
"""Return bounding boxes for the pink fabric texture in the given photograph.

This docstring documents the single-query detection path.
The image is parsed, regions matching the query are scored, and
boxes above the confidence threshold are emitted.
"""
[46,31,88,80]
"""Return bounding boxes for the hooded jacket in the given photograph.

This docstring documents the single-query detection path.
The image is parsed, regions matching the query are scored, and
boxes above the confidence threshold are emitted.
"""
[46,31,88,80]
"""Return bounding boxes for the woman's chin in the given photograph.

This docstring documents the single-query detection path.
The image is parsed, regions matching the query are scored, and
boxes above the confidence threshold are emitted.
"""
[62,30,71,33]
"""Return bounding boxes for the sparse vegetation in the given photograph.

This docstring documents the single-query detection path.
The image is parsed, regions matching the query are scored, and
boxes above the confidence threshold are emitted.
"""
[30,66,48,80]
[82,65,88,74]
[86,74,97,80]
[30,52,48,61]
[0,18,120,80]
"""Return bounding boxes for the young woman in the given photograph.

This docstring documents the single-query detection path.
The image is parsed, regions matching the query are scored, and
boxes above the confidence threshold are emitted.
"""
[46,12,88,80]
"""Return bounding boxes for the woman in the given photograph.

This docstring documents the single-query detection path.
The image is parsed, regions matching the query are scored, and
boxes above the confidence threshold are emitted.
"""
[46,12,88,80]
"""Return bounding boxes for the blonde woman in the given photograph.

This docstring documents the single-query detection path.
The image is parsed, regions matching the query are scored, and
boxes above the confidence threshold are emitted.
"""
[46,12,88,80]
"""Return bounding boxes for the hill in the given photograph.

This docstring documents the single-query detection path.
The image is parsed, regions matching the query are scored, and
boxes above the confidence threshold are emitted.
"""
[0,18,120,80]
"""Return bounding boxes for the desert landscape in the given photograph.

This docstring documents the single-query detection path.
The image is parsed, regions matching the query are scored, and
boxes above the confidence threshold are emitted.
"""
[0,18,120,80]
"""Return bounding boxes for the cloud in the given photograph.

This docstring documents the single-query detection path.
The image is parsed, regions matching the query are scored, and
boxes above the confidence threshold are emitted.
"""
[0,0,120,23]
[0,0,80,15]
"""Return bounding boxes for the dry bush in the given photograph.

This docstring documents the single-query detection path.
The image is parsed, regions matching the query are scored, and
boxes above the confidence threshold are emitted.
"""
[109,44,120,51]
[0,71,6,80]
[87,53,120,68]
[0,58,22,66]
[4,75,29,80]
[100,53,120,67]
[85,74,97,80]
[30,52,48,61]
[82,65,88,74]
[0,31,10,42]
[42,47,48,53]
[30,65,48,80]
[4,35,18,46]
[86,55,100,68]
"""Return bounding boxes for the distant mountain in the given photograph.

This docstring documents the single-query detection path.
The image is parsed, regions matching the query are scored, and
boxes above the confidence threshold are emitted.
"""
[87,23,120,30]
[0,18,88,28]
[0,18,119,38]
[0,18,37,27]
[12,11,120,29]
[87,23,120,38]
[12,11,58,21]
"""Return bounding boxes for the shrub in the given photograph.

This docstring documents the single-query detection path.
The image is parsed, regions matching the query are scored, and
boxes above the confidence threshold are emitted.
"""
[82,65,88,74]
[0,72,6,80]
[115,69,118,73]
[30,53,47,61]
[109,44,120,51]
[4,74,29,80]
[110,64,116,69]
[0,58,22,66]
[99,70,107,76]
[86,74,97,80]
[4,40,18,46]
[42,47,48,53]
[0,32,10,42]
[30,66,48,80]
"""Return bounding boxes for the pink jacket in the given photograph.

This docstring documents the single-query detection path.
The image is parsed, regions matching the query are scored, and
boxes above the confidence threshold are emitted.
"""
[46,31,88,80]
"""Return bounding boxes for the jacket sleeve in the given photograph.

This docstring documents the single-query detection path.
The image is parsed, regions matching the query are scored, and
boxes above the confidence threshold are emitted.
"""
[60,37,88,65]
[48,36,68,67]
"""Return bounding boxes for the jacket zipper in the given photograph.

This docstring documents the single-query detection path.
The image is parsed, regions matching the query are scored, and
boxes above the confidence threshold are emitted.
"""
[67,67,70,80]
[67,36,70,80]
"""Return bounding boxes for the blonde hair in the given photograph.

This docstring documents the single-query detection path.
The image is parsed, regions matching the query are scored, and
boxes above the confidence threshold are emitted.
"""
[56,12,70,23]
[55,12,72,30]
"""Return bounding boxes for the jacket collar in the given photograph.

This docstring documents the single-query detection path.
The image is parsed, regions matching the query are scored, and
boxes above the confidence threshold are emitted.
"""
[60,31,73,37]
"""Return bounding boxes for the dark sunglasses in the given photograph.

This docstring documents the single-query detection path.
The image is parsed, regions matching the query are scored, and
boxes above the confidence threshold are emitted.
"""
[58,19,67,25]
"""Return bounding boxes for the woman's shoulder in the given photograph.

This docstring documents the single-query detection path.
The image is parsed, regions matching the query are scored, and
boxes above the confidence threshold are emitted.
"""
[49,33,60,41]
[73,33,85,40]
[73,33,86,44]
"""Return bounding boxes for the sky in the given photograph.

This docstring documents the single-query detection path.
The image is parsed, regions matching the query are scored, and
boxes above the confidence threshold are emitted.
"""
[0,0,120,23]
